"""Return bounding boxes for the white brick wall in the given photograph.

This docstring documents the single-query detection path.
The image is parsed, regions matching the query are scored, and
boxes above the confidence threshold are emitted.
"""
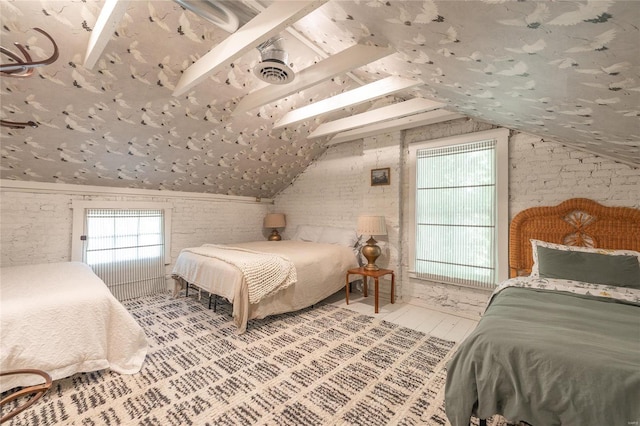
[0,192,73,265]
[509,132,639,214]
[0,185,269,275]
[169,198,268,259]
[276,141,364,235]
[274,119,640,319]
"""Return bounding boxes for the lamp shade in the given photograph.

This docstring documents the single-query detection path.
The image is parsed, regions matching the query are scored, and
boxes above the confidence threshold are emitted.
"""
[264,213,286,228]
[357,215,387,236]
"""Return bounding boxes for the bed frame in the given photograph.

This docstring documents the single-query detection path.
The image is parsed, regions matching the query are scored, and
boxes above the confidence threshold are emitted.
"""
[509,198,640,277]
[472,198,640,426]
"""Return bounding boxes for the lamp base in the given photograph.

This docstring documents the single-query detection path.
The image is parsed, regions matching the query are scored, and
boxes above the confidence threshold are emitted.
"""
[268,229,282,241]
[361,236,381,270]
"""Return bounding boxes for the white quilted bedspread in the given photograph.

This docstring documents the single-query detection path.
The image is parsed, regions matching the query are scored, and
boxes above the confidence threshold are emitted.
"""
[0,262,148,392]
[184,244,297,304]
[172,241,359,333]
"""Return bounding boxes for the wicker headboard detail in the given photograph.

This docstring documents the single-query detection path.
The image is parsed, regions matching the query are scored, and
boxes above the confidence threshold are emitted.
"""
[509,198,640,277]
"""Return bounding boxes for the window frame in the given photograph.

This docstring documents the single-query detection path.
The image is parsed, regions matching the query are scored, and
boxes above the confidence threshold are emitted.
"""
[407,128,509,287]
[71,201,173,265]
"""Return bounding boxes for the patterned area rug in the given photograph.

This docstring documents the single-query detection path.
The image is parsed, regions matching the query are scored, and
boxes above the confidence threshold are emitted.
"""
[4,293,506,425]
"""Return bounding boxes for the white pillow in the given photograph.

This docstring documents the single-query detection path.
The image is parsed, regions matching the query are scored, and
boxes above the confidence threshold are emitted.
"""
[318,227,359,247]
[530,239,640,277]
[292,225,324,242]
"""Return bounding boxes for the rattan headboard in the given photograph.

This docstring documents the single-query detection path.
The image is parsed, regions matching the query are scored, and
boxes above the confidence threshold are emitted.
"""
[509,198,640,277]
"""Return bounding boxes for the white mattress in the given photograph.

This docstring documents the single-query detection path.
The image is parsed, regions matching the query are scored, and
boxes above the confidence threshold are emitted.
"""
[172,240,359,332]
[0,262,149,392]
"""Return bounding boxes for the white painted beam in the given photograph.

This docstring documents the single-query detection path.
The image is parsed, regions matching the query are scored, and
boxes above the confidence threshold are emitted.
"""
[173,0,327,97]
[232,44,394,116]
[326,109,465,145]
[307,98,446,139]
[84,0,130,69]
[273,76,422,129]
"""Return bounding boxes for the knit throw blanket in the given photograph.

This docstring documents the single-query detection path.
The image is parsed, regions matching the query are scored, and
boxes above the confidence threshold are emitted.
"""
[183,244,297,304]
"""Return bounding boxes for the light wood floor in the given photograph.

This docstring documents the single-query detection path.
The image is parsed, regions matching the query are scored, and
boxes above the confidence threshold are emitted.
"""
[325,289,478,344]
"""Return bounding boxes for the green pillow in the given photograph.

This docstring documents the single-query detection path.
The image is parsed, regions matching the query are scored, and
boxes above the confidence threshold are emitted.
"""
[537,246,640,288]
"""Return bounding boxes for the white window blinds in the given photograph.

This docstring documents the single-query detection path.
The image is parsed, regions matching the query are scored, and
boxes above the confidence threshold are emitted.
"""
[415,139,497,288]
[84,209,166,300]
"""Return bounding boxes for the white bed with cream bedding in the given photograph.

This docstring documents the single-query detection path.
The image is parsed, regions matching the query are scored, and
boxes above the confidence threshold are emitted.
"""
[172,227,361,333]
[0,262,149,392]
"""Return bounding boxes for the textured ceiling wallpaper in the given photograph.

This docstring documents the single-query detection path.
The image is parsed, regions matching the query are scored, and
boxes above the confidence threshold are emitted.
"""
[1,0,638,198]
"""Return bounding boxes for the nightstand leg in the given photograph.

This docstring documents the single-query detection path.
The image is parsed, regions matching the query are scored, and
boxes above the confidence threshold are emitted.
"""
[374,278,379,313]
[345,273,350,305]
[391,273,395,304]
[363,276,368,297]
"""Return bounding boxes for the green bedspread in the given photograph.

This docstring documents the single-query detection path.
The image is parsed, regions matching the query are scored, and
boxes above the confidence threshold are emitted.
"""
[445,285,640,426]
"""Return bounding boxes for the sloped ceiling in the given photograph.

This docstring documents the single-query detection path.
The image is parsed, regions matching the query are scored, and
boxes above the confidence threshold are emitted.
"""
[1,0,638,198]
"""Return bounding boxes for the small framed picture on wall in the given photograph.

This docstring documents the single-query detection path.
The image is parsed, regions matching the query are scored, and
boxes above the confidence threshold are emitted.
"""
[371,167,390,186]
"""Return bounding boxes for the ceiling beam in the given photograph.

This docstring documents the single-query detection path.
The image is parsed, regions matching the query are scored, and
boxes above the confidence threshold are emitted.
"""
[273,76,422,129]
[326,109,465,146]
[232,43,394,116]
[307,98,446,139]
[173,0,328,97]
[84,0,130,69]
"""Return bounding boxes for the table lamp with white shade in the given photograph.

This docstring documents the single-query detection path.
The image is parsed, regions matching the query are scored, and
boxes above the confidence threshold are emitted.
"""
[357,215,387,270]
[264,213,286,241]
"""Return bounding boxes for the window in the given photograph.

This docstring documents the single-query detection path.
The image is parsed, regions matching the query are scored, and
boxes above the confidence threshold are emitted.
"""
[84,209,164,265]
[72,201,172,300]
[409,128,509,288]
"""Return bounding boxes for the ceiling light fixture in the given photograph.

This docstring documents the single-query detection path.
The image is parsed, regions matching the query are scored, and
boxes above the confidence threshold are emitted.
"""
[253,37,294,85]
[1,27,58,77]
[1,27,59,129]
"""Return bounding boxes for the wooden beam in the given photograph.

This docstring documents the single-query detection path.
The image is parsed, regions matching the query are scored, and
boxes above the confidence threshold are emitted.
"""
[173,0,328,97]
[326,109,465,145]
[84,0,130,69]
[273,76,422,129]
[307,98,446,139]
[232,44,394,116]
